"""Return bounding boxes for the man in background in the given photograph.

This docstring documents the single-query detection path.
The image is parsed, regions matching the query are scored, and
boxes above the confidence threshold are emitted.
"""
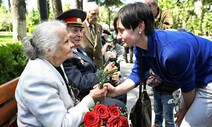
[145,0,173,30]
[177,21,187,32]
[81,2,104,69]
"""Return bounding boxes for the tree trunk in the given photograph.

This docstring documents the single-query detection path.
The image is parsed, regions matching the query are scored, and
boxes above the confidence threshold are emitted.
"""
[11,0,26,42]
[200,8,204,36]
[199,0,206,36]
[76,0,83,9]
[38,0,48,22]
[8,0,11,9]
[52,0,63,18]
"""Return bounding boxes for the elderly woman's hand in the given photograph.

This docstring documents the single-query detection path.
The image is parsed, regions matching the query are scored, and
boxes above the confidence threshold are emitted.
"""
[89,86,107,102]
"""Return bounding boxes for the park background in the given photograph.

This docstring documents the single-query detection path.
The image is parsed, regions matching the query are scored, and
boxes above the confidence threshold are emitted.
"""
[0,0,212,84]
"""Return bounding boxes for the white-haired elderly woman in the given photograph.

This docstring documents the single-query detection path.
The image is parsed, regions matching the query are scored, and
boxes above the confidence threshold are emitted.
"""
[15,20,107,127]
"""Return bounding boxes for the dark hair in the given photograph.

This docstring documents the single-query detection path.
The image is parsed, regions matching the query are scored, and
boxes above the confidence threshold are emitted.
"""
[113,15,119,34]
[115,2,154,36]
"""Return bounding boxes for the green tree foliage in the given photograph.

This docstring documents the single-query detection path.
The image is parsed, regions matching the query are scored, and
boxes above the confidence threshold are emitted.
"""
[0,4,12,31]
[63,3,71,11]
[203,11,212,33]
[26,9,40,33]
[159,0,212,35]
[99,0,123,6]
[98,0,124,28]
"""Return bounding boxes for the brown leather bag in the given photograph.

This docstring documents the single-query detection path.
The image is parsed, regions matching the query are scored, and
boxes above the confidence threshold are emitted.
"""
[129,54,152,127]
[130,83,152,127]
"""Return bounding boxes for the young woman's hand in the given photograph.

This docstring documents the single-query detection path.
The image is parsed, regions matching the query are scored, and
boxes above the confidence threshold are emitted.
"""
[103,83,117,97]
[174,108,188,126]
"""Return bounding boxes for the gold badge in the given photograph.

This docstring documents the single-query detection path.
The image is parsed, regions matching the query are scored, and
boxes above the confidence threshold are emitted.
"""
[77,57,84,65]
[77,18,82,23]
[98,27,101,33]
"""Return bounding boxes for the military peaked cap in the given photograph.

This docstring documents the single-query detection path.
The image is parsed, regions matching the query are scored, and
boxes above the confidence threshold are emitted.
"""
[56,9,86,28]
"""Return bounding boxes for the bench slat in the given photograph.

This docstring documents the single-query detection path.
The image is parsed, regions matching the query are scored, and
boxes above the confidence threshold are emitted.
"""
[0,100,17,126]
[6,118,17,127]
[0,78,19,105]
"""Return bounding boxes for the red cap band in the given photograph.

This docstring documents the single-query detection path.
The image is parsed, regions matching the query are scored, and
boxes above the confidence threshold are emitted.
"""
[64,17,82,24]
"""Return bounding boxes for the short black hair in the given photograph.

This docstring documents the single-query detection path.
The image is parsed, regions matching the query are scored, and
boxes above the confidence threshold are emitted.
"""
[113,15,119,34]
[115,2,154,36]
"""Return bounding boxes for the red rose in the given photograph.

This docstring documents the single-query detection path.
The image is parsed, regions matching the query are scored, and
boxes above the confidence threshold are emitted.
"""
[84,111,102,127]
[93,104,109,119]
[109,104,120,118]
[120,116,129,127]
[107,116,122,127]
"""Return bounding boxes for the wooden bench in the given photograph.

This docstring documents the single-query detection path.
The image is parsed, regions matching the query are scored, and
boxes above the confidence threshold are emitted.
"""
[0,77,19,127]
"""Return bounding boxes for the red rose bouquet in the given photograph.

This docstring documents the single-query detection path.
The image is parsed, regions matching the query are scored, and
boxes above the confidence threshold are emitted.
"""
[81,103,129,127]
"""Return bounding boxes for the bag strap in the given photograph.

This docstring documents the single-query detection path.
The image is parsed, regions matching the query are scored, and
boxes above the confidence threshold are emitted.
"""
[138,52,146,97]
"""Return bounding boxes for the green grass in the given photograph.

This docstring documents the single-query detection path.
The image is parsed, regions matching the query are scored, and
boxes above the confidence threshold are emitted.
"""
[0,32,13,44]
[0,32,32,45]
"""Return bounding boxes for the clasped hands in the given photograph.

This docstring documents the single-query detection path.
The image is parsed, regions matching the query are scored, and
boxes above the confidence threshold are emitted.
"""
[89,62,120,102]
[89,82,117,103]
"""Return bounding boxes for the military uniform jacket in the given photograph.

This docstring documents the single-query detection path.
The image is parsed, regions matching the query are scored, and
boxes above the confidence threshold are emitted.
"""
[155,8,173,30]
[81,22,103,69]
[63,47,102,99]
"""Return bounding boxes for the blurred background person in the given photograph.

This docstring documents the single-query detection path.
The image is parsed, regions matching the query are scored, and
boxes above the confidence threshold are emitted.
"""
[177,21,187,32]
[124,46,133,63]
[81,2,104,69]
[144,0,173,30]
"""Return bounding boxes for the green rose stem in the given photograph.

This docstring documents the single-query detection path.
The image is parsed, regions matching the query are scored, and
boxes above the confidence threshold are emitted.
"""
[96,65,118,104]
[96,66,112,89]
[96,69,111,104]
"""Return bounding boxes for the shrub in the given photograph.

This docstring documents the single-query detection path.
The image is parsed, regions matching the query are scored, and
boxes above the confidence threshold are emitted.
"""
[0,43,28,84]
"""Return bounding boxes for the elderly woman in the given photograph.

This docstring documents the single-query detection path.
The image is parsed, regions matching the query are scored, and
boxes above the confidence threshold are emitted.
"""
[15,20,107,127]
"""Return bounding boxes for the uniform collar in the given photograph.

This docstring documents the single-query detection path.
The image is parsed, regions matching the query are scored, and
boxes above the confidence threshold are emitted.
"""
[155,7,162,19]
[72,48,77,53]
[85,20,95,28]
